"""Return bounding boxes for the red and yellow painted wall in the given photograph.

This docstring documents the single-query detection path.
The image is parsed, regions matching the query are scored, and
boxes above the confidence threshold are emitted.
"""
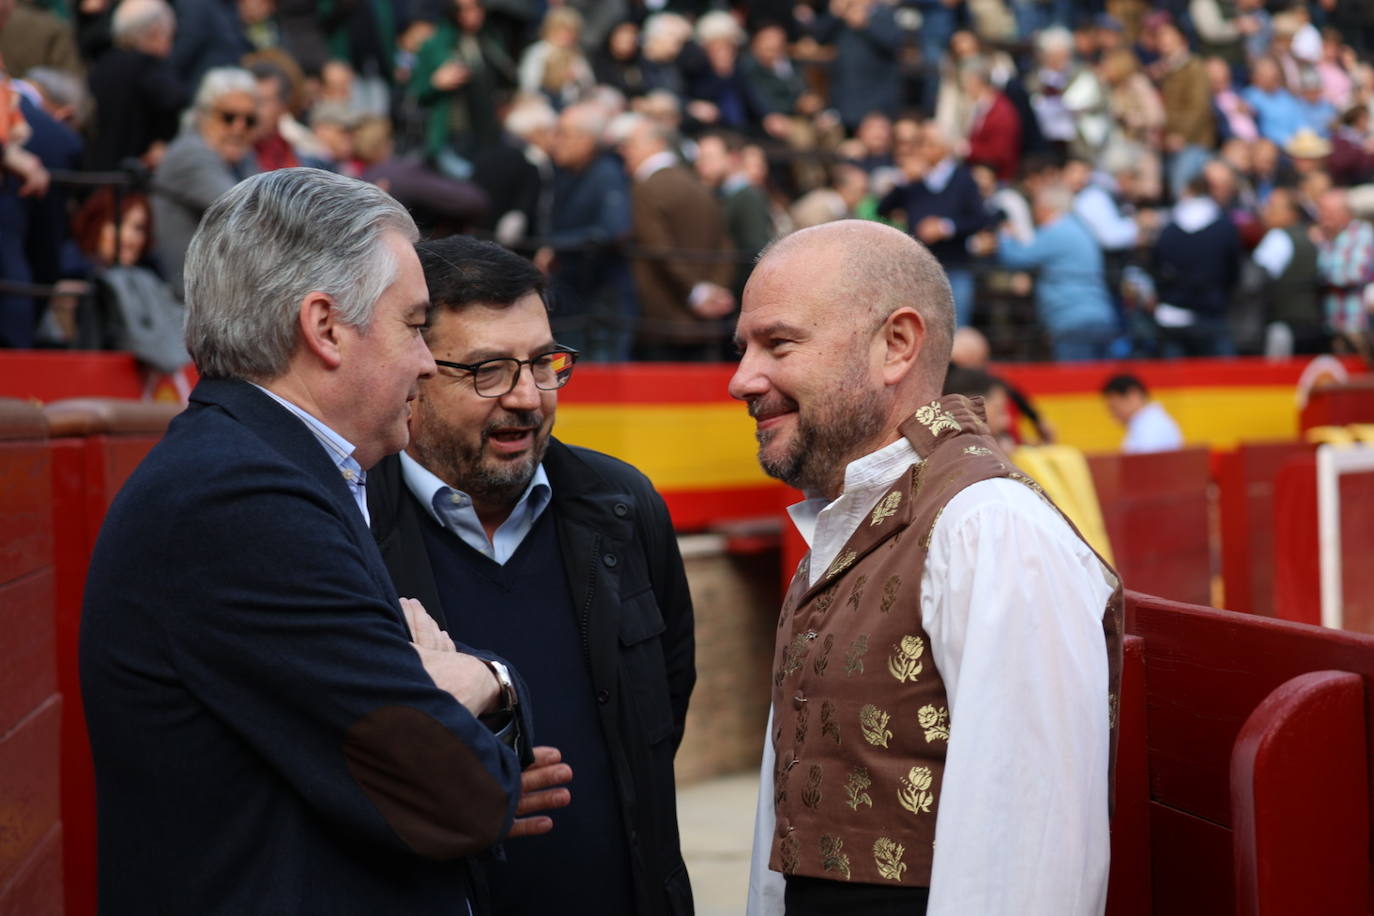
[0,352,1363,530]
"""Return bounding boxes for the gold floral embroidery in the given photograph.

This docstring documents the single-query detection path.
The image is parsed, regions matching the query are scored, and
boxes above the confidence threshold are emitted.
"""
[880,575,901,613]
[1109,692,1119,730]
[897,767,935,816]
[820,835,851,880]
[821,700,841,743]
[779,832,800,875]
[888,635,925,683]
[917,705,950,743]
[801,764,823,809]
[963,445,994,457]
[813,634,835,676]
[795,700,810,744]
[921,506,946,549]
[843,767,873,810]
[814,590,834,615]
[826,549,858,579]
[873,837,908,881]
[779,631,812,682]
[844,634,869,676]
[846,575,868,612]
[870,490,902,526]
[1008,470,1046,496]
[915,401,961,437]
[774,760,790,805]
[860,704,892,748]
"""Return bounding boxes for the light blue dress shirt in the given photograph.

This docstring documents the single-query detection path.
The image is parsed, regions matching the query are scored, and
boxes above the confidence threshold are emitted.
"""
[252,385,370,525]
[400,451,552,565]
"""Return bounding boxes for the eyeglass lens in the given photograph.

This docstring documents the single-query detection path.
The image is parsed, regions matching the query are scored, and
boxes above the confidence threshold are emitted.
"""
[473,351,575,396]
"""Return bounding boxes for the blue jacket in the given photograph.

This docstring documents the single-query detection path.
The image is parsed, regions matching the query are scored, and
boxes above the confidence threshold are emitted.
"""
[998,214,1116,334]
[81,378,529,914]
[810,5,903,129]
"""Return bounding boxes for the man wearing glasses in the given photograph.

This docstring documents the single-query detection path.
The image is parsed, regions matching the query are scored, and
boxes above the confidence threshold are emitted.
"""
[368,235,697,916]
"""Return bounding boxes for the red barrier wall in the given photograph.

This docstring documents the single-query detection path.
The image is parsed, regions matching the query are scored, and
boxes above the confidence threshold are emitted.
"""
[1300,379,1374,430]
[0,400,62,916]
[1216,442,1314,615]
[44,400,182,916]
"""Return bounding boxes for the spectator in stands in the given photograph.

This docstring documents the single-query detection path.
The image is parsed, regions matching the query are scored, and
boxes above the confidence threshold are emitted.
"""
[686,11,750,131]
[695,129,775,301]
[1191,0,1246,71]
[1207,56,1258,143]
[806,0,903,132]
[1151,175,1241,357]
[1,47,53,349]
[950,325,1056,443]
[1253,187,1326,357]
[1152,20,1216,196]
[994,185,1119,361]
[638,12,691,100]
[20,67,89,131]
[517,7,595,110]
[1064,154,1147,253]
[1295,66,1338,139]
[1330,105,1374,185]
[540,100,634,361]
[1243,57,1305,147]
[1101,373,1184,453]
[57,188,190,373]
[470,95,555,247]
[410,0,516,180]
[86,0,186,170]
[879,121,989,328]
[963,57,1023,183]
[592,20,645,100]
[614,112,734,361]
[1025,27,1083,152]
[942,364,1015,449]
[169,0,252,97]
[0,0,83,80]
[249,58,310,171]
[151,66,261,300]
[1313,187,1374,355]
[739,22,821,140]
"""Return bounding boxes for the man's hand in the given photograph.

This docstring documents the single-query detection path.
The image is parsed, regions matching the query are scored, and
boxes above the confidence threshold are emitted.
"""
[508,746,574,838]
[400,597,500,714]
[4,147,49,198]
[690,284,735,319]
[432,60,471,91]
[916,215,951,245]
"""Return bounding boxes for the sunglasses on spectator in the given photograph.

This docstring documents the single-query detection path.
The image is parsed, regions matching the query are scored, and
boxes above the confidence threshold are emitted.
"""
[215,109,259,129]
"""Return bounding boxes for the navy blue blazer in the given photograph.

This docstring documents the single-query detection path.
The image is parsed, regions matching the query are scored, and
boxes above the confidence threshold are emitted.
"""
[80,377,527,915]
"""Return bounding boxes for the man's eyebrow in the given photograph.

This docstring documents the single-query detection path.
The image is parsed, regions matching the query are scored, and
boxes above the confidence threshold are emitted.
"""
[748,321,811,341]
[456,341,558,363]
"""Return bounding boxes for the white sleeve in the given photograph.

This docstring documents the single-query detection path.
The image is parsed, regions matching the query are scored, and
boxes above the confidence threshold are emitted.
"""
[922,479,1115,916]
[1074,188,1138,250]
[746,707,786,916]
[1252,227,1295,279]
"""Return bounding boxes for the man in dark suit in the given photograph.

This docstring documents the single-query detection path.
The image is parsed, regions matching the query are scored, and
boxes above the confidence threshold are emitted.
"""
[81,168,569,914]
[616,112,735,361]
[368,236,697,915]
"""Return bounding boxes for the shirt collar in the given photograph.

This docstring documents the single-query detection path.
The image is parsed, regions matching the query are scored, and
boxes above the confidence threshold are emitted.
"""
[924,157,957,193]
[399,450,552,528]
[635,150,679,182]
[786,436,919,547]
[251,384,362,475]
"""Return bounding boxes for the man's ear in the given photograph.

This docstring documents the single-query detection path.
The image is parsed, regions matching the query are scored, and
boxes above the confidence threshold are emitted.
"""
[880,307,926,386]
[298,292,344,370]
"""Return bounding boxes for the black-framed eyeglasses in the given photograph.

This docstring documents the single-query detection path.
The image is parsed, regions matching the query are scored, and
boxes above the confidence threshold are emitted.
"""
[434,347,579,397]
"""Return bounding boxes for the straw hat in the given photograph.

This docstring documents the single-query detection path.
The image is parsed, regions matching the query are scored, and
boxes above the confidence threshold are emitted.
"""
[1285,128,1332,160]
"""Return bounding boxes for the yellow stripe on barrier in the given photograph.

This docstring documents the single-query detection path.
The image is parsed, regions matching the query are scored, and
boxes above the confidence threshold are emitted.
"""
[1012,445,1116,565]
[1306,426,1358,447]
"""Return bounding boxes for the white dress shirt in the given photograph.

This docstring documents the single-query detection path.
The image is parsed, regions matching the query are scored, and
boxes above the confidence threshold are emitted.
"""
[747,438,1116,916]
[1122,401,1184,454]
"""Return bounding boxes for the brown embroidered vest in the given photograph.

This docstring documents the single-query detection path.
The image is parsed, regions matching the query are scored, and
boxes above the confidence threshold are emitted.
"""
[767,394,1123,888]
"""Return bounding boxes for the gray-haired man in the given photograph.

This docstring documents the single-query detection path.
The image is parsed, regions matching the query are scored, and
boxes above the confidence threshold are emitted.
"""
[81,168,568,914]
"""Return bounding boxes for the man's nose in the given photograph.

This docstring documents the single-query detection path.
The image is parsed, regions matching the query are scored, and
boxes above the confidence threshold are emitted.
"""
[728,350,768,402]
[501,364,542,409]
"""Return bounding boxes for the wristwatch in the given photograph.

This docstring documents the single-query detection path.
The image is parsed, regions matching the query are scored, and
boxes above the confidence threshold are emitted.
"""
[482,658,518,716]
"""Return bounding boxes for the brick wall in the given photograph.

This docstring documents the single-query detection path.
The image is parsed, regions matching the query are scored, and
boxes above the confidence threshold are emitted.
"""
[674,536,782,786]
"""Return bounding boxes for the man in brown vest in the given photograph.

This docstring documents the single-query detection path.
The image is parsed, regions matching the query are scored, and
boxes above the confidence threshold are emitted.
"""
[730,220,1122,916]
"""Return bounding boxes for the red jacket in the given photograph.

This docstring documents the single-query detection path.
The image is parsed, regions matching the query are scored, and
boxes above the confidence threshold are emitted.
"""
[967,92,1022,183]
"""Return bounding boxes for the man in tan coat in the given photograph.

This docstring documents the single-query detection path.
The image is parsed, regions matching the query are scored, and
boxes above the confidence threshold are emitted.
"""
[1153,21,1214,196]
[616,113,734,361]
[732,221,1121,916]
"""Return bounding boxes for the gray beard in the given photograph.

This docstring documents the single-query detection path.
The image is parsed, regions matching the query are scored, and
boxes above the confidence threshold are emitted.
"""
[410,409,550,509]
[755,369,886,494]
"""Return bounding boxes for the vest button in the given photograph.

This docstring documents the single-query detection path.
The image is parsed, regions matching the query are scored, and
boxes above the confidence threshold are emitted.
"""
[613,502,629,517]
[603,553,618,568]
[792,693,806,710]
[596,689,610,704]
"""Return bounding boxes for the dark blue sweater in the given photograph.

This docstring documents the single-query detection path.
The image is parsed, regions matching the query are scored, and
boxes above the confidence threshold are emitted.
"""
[1153,212,1241,319]
[419,508,634,916]
[878,164,990,267]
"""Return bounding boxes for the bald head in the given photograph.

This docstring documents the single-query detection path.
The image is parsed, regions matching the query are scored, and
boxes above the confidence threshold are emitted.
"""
[757,220,956,388]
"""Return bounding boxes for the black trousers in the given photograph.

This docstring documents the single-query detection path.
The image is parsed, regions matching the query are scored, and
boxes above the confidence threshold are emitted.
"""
[784,875,930,915]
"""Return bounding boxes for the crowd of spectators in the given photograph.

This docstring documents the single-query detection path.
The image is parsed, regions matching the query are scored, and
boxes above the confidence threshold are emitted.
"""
[2,0,1374,364]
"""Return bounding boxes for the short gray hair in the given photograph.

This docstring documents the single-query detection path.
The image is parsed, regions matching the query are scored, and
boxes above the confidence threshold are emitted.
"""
[112,0,173,48]
[183,168,419,381]
[184,66,256,134]
[503,93,557,140]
